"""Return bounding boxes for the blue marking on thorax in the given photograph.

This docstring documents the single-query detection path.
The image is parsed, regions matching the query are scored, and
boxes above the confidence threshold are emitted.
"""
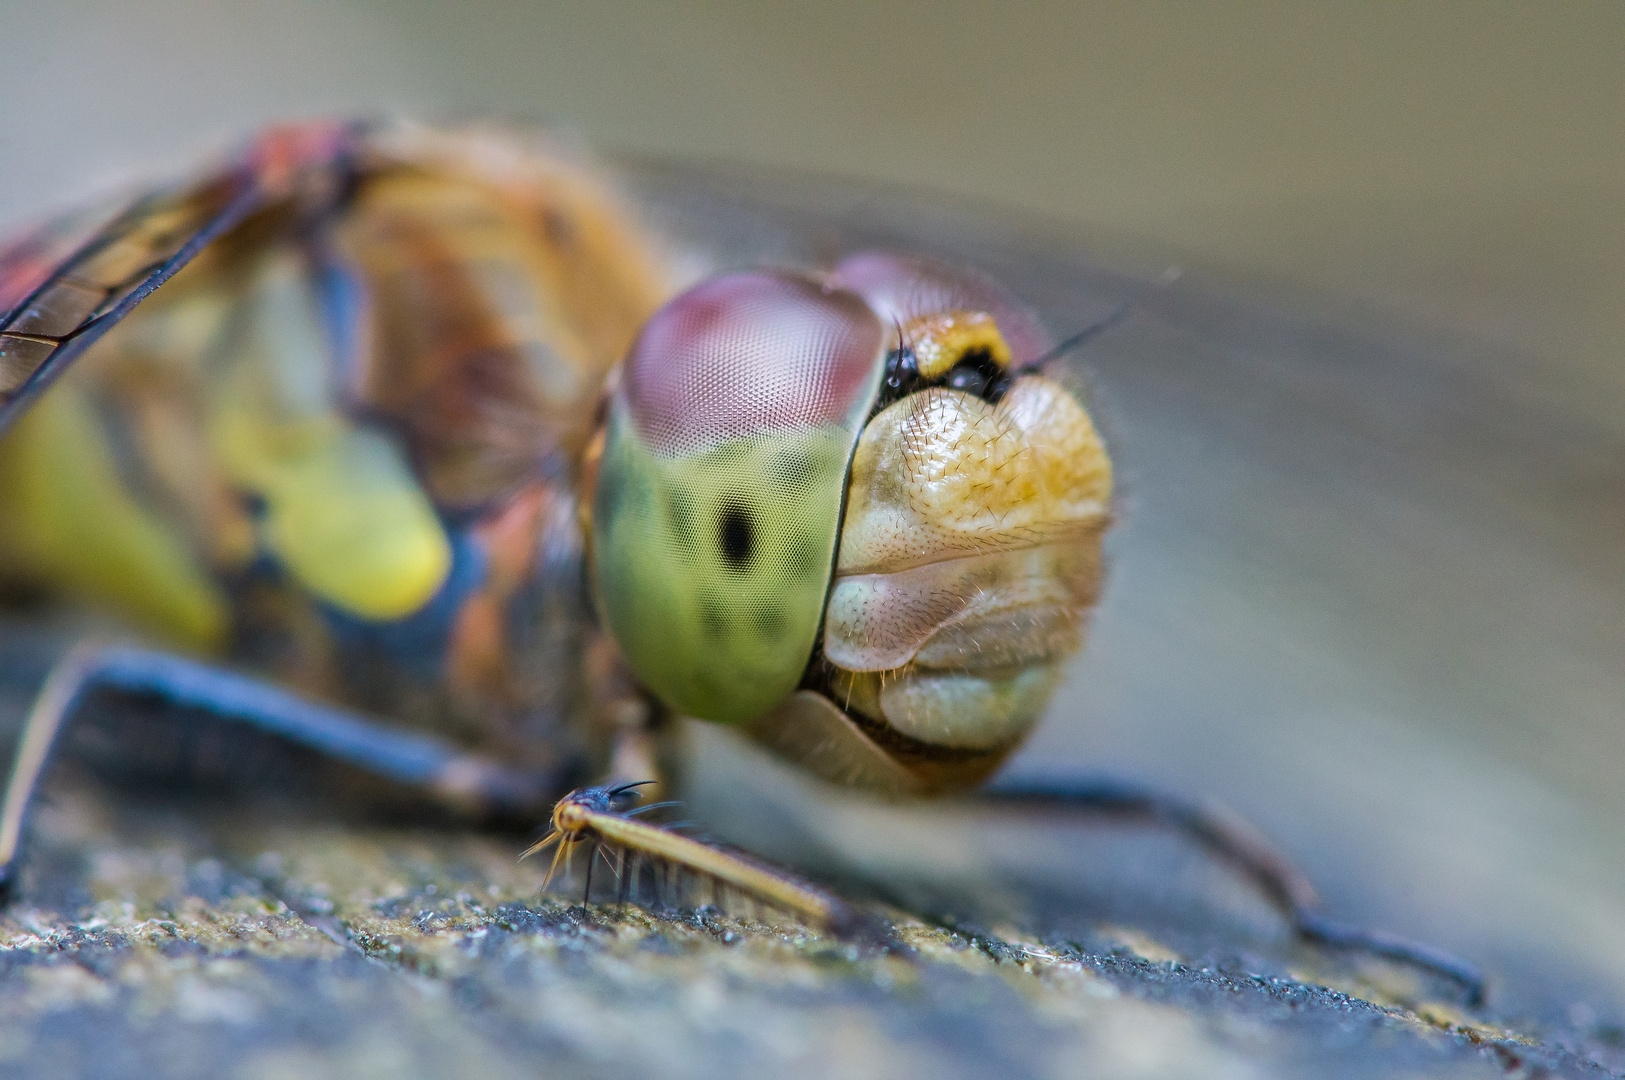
[289,246,495,676]
[313,250,367,393]
[318,527,488,676]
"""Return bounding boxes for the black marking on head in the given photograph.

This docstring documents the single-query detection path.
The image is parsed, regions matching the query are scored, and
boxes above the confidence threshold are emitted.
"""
[718,501,755,569]
[947,346,1010,402]
[873,345,924,413]
[946,365,987,396]
[871,340,1012,415]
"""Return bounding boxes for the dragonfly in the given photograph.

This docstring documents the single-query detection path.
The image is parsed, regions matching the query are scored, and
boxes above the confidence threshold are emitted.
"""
[0,120,1483,1003]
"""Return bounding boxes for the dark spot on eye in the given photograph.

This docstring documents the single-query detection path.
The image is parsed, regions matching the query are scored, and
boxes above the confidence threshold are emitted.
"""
[753,605,786,640]
[771,448,815,491]
[665,490,695,549]
[718,502,755,569]
[784,535,823,578]
[698,596,727,639]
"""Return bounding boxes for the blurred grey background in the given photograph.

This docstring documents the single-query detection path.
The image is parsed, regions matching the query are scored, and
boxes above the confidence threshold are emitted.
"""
[1,0,1621,1021]
[4,2,1621,398]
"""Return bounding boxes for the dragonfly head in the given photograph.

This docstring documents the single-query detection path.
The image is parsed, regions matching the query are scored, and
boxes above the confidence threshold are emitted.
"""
[589,253,1112,791]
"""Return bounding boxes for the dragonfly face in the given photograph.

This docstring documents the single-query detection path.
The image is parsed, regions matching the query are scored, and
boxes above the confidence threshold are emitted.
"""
[592,252,1112,792]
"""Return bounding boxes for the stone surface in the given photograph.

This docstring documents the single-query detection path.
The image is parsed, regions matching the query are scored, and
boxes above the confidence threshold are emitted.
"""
[0,773,1609,1080]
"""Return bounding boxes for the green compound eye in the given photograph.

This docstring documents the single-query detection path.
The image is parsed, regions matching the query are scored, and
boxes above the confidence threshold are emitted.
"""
[591,271,885,724]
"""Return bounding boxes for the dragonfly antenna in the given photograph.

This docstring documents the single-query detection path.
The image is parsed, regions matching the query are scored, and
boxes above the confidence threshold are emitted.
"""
[1031,265,1181,369]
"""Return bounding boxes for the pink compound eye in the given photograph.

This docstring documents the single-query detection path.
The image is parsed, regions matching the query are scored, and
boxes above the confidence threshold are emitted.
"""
[593,269,888,725]
[829,251,1054,368]
[621,270,885,457]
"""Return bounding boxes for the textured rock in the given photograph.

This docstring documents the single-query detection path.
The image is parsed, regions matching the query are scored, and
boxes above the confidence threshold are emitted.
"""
[0,776,1602,1080]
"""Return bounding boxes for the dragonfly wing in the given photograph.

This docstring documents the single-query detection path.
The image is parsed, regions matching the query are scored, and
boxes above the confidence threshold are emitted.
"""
[0,122,362,437]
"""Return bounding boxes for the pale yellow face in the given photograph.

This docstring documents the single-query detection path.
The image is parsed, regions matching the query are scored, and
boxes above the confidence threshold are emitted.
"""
[820,373,1112,755]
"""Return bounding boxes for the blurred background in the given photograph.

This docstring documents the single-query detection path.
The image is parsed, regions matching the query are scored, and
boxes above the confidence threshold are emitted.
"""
[4,2,1621,399]
[1,0,1622,1022]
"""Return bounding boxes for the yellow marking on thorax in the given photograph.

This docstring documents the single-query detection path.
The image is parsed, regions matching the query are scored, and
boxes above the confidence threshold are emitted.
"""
[0,387,227,651]
[209,250,451,621]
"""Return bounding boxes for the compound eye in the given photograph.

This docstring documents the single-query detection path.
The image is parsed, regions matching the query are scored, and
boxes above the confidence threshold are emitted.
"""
[593,271,887,726]
[830,251,1055,369]
[621,271,885,456]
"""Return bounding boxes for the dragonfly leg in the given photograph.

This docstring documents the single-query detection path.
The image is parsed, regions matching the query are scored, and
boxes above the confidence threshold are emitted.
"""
[527,784,879,940]
[981,775,1486,1007]
[0,639,567,903]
